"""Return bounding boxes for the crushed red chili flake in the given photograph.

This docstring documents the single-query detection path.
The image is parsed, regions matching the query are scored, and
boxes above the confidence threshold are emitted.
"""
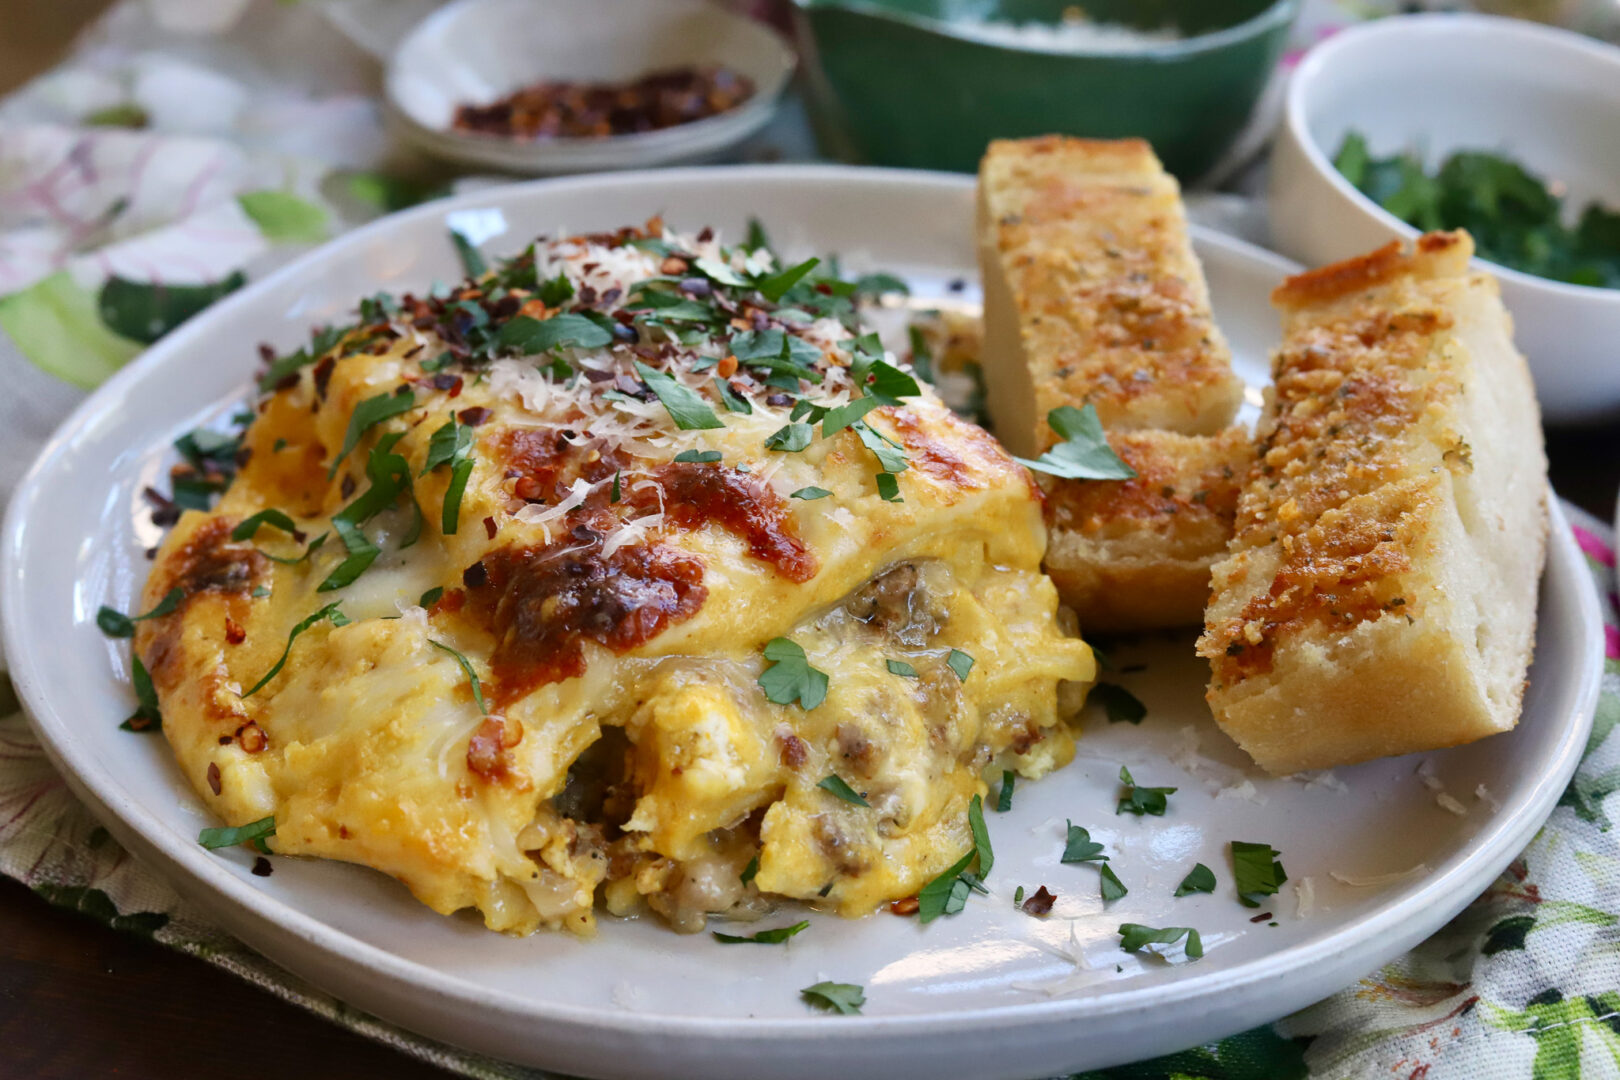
[234,721,267,754]
[463,561,488,588]
[206,762,222,795]
[340,474,357,500]
[483,515,498,540]
[224,616,246,645]
[1249,911,1274,923]
[218,735,232,746]
[251,857,273,877]
[890,896,920,916]
[1022,886,1057,916]
[144,487,181,527]
[459,406,492,427]
[452,66,754,141]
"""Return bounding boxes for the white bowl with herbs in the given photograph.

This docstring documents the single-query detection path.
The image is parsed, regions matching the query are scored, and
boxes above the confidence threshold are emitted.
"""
[1270,13,1620,423]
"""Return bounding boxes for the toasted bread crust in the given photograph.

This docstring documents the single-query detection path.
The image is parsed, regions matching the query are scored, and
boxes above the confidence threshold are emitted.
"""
[1200,232,1547,773]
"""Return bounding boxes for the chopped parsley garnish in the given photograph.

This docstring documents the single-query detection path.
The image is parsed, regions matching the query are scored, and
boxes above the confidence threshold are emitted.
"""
[1014,885,1025,905]
[673,449,723,464]
[242,603,347,697]
[495,312,613,354]
[121,656,161,732]
[1232,841,1287,908]
[1117,766,1176,817]
[740,855,760,886]
[885,659,917,677]
[430,639,487,713]
[1061,821,1107,864]
[1175,863,1217,897]
[852,272,909,298]
[321,517,381,591]
[996,770,1014,812]
[801,981,864,1016]
[790,486,832,501]
[745,217,773,256]
[251,586,271,599]
[1118,923,1203,961]
[765,423,813,452]
[419,586,444,608]
[714,378,752,414]
[917,795,992,923]
[421,419,476,534]
[946,649,974,682]
[1016,404,1137,481]
[757,257,820,303]
[1100,863,1128,903]
[713,921,809,945]
[730,329,824,384]
[818,774,869,807]
[1091,683,1147,724]
[231,509,301,542]
[97,588,183,638]
[758,637,828,710]
[199,814,276,853]
[329,386,415,479]
[318,436,421,591]
[633,360,724,430]
[449,228,486,278]
[610,470,622,504]
[819,395,886,437]
[874,473,902,503]
[694,256,749,287]
[852,421,908,473]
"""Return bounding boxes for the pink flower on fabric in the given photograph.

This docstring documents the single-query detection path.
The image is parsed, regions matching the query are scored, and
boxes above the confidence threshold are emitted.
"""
[1607,625,1620,660]
[1573,524,1615,568]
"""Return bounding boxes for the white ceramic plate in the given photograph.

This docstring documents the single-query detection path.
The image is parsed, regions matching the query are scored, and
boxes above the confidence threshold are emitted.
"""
[2,167,1602,1080]
[386,0,795,174]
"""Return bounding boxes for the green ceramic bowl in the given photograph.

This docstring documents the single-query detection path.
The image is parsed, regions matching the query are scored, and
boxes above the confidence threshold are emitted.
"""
[792,0,1301,179]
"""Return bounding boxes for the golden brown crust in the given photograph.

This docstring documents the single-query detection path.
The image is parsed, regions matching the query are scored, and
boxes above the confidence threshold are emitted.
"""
[1200,231,1547,773]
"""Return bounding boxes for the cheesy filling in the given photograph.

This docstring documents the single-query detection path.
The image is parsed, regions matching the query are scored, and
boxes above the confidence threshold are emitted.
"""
[136,221,1094,935]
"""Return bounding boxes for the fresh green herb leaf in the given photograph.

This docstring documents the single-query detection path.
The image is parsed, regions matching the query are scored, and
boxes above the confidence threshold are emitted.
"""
[319,516,381,592]
[862,358,921,401]
[713,921,809,945]
[231,509,301,542]
[1118,923,1203,961]
[251,586,271,599]
[1175,863,1217,897]
[818,775,869,807]
[1014,885,1025,905]
[96,588,183,638]
[1232,841,1287,908]
[199,815,276,852]
[852,272,910,298]
[242,603,346,697]
[790,486,832,501]
[885,659,917,677]
[874,473,903,503]
[757,257,819,303]
[430,639,486,713]
[714,377,752,414]
[918,849,975,923]
[801,981,864,1015]
[120,656,162,731]
[968,794,993,877]
[765,423,813,452]
[819,395,886,437]
[946,649,974,682]
[496,313,613,353]
[329,386,414,479]
[610,470,622,504]
[633,360,724,430]
[450,229,486,278]
[1117,766,1176,817]
[1100,862,1128,903]
[1015,404,1136,481]
[1091,683,1147,724]
[997,770,1014,813]
[694,257,749,287]
[1061,821,1108,864]
[729,329,824,384]
[852,421,909,473]
[740,855,760,886]
[758,637,828,710]
[745,218,773,256]
[673,449,723,464]
[421,419,476,534]
[419,586,444,608]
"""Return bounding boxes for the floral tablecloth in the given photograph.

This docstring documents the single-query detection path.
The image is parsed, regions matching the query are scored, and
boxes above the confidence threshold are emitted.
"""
[3,2,1618,1077]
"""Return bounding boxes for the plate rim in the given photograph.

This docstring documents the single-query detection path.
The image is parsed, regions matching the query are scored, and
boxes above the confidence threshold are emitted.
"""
[1,164,1602,1053]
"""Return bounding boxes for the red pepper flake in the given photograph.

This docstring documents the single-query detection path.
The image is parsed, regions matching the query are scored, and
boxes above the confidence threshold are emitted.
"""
[1022,886,1057,916]
[234,721,267,754]
[339,474,357,500]
[251,857,273,877]
[206,762,222,796]
[513,476,545,502]
[434,588,466,614]
[463,561,488,588]
[466,716,524,781]
[224,616,245,645]
[1249,911,1274,923]
[890,896,920,916]
[483,515,498,540]
[451,66,754,141]
[217,735,232,746]
[432,372,464,397]
[458,406,492,427]
[338,825,351,840]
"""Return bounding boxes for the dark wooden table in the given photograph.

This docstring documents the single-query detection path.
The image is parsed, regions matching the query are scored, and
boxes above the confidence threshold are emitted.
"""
[2,425,1615,1080]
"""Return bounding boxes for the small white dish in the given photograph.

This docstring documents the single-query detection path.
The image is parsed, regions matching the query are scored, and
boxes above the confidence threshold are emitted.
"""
[385,0,796,174]
[1,167,1602,1080]
[1269,13,1620,424]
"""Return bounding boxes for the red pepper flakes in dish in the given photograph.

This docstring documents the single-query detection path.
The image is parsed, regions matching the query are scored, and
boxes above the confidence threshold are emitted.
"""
[452,66,755,141]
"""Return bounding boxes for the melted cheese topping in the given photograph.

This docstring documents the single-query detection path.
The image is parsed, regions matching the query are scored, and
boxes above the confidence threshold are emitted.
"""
[137,222,1094,935]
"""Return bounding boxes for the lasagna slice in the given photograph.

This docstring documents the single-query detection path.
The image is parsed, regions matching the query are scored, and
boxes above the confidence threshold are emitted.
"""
[977,136,1249,630]
[135,220,1094,935]
[1199,232,1546,773]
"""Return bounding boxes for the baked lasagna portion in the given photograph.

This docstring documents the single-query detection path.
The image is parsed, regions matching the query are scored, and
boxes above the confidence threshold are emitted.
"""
[136,220,1095,935]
